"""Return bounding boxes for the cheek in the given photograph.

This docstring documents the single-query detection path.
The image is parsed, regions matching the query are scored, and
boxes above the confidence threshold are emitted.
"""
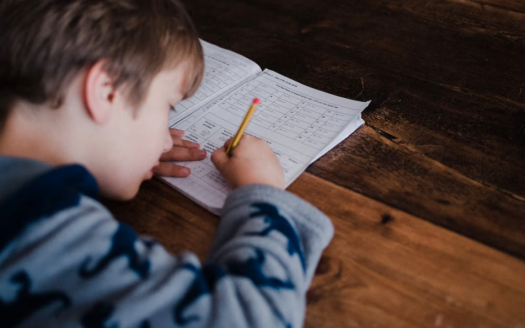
[146,114,170,154]
[133,106,171,164]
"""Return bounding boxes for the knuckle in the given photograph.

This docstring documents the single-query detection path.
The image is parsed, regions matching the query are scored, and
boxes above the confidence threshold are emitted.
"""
[162,149,174,160]
[191,148,202,157]
[170,165,183,176]
[155,165,168,176]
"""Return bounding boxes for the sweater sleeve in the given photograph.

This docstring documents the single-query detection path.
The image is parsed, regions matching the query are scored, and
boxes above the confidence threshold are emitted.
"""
[206,184,334,327]
[0,185,333,328]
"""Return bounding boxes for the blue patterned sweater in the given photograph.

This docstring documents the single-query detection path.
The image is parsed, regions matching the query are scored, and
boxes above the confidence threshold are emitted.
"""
[0,156,333,328]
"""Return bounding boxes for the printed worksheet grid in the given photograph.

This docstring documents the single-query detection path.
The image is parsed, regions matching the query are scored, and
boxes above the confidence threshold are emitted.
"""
[164,174,227,209]
[178,109,308,190]
[172,78,360,193]
[176,117,238,193]
[218,80,356,151]
[175,56,249,113]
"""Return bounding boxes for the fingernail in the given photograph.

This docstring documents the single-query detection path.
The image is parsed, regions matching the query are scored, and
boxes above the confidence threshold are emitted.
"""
[174,129,185,136]
[192,143,200,149]
[198,150,207,156]
[182,168,190,175]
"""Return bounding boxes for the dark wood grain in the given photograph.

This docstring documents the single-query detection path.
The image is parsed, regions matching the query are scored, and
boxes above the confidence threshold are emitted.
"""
[309,125,525,258]
[103,0,525,325]
[179,0,525,258]
[104,175,525,328]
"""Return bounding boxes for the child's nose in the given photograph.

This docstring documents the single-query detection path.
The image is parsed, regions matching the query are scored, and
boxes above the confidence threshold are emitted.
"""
[162,129,172,153]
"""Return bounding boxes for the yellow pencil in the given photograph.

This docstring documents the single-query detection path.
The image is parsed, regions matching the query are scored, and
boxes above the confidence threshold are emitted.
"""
[226,98,260,155]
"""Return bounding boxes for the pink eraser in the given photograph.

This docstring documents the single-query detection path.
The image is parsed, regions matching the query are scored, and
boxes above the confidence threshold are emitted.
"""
[253,98,260,105]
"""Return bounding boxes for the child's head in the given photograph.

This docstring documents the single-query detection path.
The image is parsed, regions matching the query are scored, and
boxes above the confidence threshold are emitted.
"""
[0,0,204,200]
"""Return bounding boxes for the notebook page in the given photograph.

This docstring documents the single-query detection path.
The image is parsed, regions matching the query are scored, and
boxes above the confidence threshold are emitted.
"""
[169,40,262,126]
[162,70,370,214]
[311,113,365,163]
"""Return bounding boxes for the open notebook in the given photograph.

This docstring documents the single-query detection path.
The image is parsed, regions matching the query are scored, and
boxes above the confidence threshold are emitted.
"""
[160,40,370,214]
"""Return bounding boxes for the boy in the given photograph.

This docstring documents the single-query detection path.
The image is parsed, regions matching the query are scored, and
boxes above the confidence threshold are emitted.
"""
[0,0,333,327]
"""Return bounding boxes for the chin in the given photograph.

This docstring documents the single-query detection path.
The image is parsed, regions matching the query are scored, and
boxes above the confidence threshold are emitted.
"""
[100,183,140,201]
[119,190,139,201]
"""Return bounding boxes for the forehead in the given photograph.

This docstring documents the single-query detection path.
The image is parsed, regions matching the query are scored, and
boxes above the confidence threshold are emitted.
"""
[156,58,200,98]
[153,62,192,96]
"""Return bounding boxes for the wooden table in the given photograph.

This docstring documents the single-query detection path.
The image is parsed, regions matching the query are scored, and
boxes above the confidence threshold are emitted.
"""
[103,0,525,327]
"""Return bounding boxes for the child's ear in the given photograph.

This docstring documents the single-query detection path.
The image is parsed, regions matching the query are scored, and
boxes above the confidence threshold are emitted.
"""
[84,61,116,124]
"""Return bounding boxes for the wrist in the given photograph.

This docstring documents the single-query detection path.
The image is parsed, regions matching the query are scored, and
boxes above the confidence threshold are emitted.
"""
[231,179,285,191]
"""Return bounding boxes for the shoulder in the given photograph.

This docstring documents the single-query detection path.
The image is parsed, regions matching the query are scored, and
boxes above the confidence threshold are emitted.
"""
[0,163,101,253]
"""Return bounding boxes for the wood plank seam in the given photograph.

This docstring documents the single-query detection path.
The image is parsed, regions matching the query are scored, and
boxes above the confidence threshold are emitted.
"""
[437,83,525,111]
[459,0,525,15]
[367,125,525,203]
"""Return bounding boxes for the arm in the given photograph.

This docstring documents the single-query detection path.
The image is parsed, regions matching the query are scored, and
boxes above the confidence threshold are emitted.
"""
[206,183,334,327]
[0,136,333,328]
[203,135,334,326]
[150,135,333,327]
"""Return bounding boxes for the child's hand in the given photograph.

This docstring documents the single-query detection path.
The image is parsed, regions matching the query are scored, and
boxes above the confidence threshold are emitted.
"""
[211,135,285,190]
[153,129,207,177]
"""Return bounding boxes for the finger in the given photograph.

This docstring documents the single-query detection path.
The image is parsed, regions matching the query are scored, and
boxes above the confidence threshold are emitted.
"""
[160,146,207,162]
[223,137,233,149]
[223,134,254,154]
[170,129,185,137]
[211,146,229,170]
[152,162,190,177]
[168,129,199,149]
[174,139,200,149]
[182,139,200,149]
[169,136,200,149]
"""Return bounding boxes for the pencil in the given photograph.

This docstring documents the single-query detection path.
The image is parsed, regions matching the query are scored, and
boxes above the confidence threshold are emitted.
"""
[226,98,260,156]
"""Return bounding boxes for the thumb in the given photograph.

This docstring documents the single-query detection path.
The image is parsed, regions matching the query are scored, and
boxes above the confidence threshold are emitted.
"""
[223,137,233,149]
[211,145,229,170]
